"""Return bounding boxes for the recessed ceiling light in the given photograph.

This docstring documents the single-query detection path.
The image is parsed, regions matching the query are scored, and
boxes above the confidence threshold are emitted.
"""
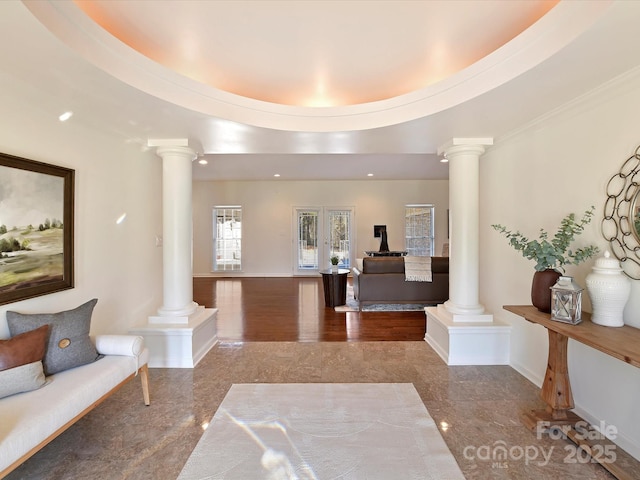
[440,158,449,163]
[274,173,280,177]
[367,173,374,177]
[198,159,208,165]
[58,111,73,122]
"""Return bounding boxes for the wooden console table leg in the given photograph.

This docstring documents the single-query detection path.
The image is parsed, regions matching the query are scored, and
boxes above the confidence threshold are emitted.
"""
[522,329,582,429]
[543,330,574,418]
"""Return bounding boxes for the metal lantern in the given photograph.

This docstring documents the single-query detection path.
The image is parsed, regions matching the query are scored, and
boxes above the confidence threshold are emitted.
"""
[550,276,583,324]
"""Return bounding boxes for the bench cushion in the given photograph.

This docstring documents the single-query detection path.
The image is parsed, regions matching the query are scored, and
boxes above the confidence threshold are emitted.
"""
[0,353,140,472]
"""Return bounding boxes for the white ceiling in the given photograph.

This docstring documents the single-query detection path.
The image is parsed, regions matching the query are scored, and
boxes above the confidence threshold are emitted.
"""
[4,1,640,181]
[74,0,557,107]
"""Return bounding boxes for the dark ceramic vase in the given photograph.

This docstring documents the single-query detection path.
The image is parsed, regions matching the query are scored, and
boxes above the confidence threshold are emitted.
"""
[531,269,561,313]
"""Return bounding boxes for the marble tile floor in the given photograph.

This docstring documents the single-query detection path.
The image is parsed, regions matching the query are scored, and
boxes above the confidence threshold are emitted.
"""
[6,341,618,480]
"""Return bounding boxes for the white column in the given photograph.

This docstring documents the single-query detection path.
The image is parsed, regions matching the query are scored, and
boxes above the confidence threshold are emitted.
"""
[152,144,198,321]
[438,138,493,320]
[425,138,510,365]
[131,139,217,368]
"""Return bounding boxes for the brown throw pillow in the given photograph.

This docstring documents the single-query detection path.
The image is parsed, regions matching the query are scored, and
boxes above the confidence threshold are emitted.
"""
[0,325,49,371]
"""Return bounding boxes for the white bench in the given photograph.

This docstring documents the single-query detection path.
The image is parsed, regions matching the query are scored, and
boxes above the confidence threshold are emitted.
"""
[0,335,149,478]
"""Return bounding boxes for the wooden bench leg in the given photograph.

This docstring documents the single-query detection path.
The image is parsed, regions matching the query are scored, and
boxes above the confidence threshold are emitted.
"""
[140,364,150,406]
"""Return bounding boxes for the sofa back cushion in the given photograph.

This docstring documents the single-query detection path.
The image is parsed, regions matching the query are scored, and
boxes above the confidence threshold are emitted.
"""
[363,257,405,274]
[362,256,449,274]
[431,256,449,274]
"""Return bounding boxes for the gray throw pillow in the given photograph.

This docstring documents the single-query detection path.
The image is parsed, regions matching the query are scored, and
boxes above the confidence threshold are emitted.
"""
[0,361,47,399]
[7,299,100,375]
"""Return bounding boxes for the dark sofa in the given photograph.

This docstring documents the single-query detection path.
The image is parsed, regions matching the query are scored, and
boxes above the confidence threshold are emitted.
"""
[351,256,449,306]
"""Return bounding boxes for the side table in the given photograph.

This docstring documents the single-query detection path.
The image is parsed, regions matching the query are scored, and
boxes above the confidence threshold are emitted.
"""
[320,269,349,307]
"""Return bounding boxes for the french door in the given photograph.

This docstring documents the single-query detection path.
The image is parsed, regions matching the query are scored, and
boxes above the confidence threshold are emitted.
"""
[294,207,354,275]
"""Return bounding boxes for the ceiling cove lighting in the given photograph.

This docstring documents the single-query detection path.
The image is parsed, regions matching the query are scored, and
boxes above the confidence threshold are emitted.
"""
[58,111,73,122]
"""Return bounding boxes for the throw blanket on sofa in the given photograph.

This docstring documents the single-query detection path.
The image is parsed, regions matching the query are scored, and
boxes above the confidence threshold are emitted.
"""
[404,256,432,282]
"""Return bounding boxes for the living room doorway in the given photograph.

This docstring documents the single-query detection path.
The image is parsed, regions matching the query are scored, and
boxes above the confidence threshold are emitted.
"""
[294,207,354,275]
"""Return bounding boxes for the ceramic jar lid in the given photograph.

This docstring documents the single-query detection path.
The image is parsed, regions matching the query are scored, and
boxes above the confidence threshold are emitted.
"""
[592,250,623,274]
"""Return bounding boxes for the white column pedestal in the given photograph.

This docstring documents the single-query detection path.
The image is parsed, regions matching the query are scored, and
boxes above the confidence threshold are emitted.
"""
[425,305,510,365]
[130,307,218,368]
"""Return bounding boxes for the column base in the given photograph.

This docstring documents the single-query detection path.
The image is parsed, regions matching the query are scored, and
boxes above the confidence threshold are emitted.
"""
[130,306,217,368]
[150,301,199,324]
[444,300,492,321]
[425,304,511,365]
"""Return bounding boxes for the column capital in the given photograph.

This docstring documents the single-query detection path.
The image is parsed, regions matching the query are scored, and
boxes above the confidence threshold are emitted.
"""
[154,145,197,161]
[437,138,493,158]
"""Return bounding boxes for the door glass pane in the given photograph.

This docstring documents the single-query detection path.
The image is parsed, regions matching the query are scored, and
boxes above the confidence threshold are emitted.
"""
[329,209,350,268]
[297,211,318,270]
[213,207,242,271]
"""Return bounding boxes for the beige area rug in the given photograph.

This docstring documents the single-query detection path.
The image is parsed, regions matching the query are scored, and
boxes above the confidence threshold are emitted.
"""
[177,383,464,480]
[335,285,434,312]
[335,284,359,312]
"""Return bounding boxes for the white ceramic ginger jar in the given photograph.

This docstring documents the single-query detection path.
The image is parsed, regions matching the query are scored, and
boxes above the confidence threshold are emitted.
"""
[585,250,630,327]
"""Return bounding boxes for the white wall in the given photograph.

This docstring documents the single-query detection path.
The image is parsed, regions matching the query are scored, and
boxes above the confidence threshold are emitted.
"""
[193,179,449,275]
[480,67,640,459]
[0,94,164,338]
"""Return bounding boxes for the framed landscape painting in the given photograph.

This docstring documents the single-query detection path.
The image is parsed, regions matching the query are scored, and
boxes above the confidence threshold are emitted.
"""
[0,153,74,305]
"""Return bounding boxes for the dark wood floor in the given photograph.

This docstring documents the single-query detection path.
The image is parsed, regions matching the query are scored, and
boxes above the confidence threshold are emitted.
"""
[193,276,427,342]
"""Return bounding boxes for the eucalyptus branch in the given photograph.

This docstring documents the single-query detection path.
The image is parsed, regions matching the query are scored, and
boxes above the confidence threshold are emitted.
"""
[492,206,599,272]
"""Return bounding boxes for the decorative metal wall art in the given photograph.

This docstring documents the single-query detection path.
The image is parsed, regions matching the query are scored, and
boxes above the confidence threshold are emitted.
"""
[602,144,640,279]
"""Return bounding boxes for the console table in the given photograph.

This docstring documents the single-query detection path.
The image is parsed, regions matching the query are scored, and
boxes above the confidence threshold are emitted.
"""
[504,305,640,479]
[364,251,407,257]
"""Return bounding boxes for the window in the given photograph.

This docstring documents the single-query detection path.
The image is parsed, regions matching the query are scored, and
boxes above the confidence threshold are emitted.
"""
[405,204,434,256]
[213,206,242,271]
